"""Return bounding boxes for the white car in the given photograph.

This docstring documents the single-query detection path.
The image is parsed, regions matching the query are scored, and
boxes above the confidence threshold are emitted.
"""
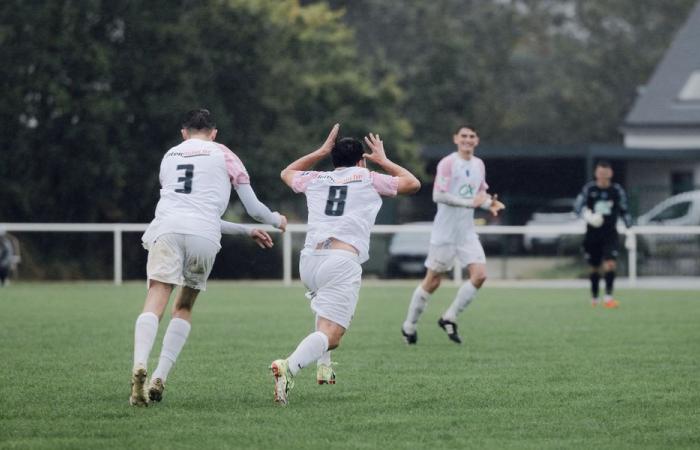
[385,219,506,277]
[385,222,432,278]
[522,198,584,253]
[637,190,700,226]
[636,190,700,254]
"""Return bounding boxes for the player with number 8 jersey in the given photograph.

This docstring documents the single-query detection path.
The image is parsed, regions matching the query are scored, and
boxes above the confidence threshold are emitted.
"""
[269,124,421,405]
[294,166,393,264]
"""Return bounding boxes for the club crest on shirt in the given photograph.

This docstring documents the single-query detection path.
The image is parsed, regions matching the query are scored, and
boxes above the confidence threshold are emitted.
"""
[458,184,475,198]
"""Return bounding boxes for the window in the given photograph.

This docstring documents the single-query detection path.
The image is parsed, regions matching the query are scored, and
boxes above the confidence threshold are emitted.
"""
[671,171,694,195]
[678,71,700,101]
[651,201,691,222]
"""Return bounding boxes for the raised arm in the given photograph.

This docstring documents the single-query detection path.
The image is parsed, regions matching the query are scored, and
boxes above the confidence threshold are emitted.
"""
[362,133,420,195]
[281,124,339,188]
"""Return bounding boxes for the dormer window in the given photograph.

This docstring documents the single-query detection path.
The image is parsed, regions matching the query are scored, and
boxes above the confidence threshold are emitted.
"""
[678,70,700,100]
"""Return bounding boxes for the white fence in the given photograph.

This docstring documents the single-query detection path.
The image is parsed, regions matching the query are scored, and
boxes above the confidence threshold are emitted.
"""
[2,222,700,286]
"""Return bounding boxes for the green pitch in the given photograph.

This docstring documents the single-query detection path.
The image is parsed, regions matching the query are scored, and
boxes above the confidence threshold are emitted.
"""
[1,283,698,449]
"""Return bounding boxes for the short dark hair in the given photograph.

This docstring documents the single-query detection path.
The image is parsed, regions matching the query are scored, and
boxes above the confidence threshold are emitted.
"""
[182,109,216,131]
[331,137,364,168]
[454,124,478,135]
[595,160,612,169]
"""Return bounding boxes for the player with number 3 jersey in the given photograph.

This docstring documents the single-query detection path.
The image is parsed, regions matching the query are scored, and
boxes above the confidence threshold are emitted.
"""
[129,109,285,407]
[269,124,420,405]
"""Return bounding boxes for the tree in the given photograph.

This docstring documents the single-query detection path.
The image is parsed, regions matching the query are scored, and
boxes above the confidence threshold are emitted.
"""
[0,0,416,223]
[0,0,417,278]
[316,0,696,144]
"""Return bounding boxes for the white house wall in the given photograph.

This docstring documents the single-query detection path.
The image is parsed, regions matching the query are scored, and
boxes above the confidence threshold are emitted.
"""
[626,160,699,214]
[624,130,700,149]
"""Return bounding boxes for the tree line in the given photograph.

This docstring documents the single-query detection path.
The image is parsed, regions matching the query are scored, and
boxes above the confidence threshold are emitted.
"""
[0,0,695,278]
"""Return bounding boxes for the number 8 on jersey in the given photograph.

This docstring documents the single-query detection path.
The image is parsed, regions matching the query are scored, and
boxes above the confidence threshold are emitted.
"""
[325,185,348,216]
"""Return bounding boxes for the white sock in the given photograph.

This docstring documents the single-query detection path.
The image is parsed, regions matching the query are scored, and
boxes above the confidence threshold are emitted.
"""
[317,350,332,367]
[443,281,478,322]
[287,331,329,376]
[133,312,159,370]
[314,315,332,366]
[402,285,431,333]
[152,318,191,382]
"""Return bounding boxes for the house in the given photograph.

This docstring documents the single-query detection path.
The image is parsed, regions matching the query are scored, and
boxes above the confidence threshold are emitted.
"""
[408,3,700,225]
[621,0,700,212]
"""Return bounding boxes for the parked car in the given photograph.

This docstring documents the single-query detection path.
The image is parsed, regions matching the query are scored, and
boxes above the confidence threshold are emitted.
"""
[522,198,584,254]
[636,190,700,254]
[385,222,431,278]
[385,218,507,278]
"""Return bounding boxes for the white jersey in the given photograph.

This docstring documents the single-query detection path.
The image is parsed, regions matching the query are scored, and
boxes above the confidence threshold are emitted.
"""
[292,167,399,263]
[142,138,250,248]
[431,153,488,246]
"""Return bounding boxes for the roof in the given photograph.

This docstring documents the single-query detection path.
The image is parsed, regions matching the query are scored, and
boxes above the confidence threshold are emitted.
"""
[624,1,700,128]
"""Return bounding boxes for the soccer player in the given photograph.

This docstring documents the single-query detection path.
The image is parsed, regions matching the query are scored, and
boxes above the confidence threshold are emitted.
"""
[270,124,420,405]
[129,109,286,406]
[574,160,632,308]
[401,125,504,345]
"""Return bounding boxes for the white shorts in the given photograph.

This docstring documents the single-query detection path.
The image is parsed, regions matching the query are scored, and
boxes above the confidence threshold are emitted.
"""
[146,233,220,291]
[424,234,486,273]
[299,249,362,329]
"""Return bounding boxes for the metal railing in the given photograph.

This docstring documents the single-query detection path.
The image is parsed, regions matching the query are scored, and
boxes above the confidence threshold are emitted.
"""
[2,222,700,286]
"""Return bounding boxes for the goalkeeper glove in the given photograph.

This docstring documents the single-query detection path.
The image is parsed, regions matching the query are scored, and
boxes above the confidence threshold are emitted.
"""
[583,208,604,228]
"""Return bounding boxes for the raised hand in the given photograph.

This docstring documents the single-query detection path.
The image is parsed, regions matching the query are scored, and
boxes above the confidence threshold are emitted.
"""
[363,133,389,165]
[249,229,274,248]
[318,123,340,156]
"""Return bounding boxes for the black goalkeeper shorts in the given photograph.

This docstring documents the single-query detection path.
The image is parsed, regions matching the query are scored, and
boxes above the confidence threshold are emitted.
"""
[583,231,619,267]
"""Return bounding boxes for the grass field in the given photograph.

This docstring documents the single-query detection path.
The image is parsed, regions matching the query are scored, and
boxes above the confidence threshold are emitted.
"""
[1,282,699,449]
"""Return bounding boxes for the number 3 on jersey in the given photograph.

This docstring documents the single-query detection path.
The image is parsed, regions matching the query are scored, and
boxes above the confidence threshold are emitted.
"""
[325,185,348,216]
[175,164,194,194]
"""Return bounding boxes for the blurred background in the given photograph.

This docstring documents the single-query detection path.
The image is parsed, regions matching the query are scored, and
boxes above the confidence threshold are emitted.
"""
[1,0,699,282]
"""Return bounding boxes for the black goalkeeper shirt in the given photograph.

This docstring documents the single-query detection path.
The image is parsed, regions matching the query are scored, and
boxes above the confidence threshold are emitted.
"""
[574,181,633,234]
